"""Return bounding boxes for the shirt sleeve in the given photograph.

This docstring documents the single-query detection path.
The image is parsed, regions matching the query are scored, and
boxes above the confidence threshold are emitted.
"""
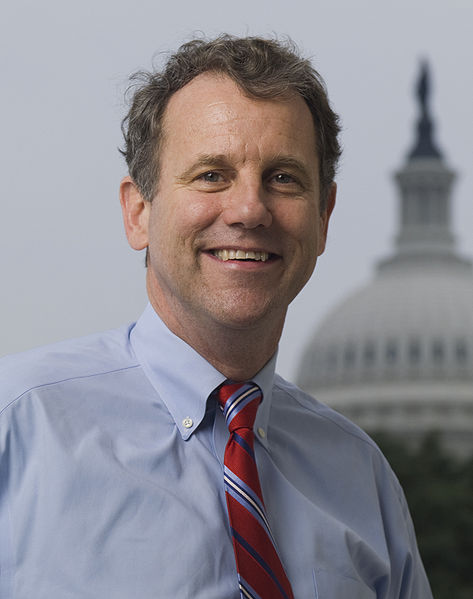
[0,410,14,598]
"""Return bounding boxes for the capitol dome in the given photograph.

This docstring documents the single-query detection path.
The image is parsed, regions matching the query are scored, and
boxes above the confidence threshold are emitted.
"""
[297,64,473,456]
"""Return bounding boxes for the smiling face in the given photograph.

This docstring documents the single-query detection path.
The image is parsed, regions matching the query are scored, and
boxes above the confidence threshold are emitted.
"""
[122,72,335,350]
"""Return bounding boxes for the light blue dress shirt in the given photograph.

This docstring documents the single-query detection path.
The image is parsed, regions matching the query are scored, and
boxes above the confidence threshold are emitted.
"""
[0,304,432,598]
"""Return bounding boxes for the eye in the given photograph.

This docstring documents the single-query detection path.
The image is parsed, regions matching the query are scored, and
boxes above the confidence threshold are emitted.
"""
[198,171,223,183]
[190,168,230,193]
[272,173,295,184]
[268,171,304,192]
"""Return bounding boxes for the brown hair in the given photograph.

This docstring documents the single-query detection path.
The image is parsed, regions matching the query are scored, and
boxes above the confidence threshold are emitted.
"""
[120,34,341,210]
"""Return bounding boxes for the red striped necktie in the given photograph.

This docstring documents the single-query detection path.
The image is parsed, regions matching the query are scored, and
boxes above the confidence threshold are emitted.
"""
[217,381,294,599]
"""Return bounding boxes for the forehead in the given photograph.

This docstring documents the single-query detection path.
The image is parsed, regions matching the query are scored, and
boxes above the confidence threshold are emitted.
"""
[160,72,318,159]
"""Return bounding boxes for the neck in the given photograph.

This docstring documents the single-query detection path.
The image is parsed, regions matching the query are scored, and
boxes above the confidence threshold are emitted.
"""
[182,320,282,381]
[147,291,283,382]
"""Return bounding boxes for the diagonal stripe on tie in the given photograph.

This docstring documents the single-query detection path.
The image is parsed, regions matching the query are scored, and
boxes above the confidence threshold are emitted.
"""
[232,527,293,599]
[216,381,294,599]
[223,467,275,541]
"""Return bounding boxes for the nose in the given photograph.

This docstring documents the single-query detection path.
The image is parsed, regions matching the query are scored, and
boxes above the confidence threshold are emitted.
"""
[222,179,272,229]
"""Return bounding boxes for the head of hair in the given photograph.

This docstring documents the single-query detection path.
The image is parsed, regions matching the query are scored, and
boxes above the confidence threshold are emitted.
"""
[120,34,341,210]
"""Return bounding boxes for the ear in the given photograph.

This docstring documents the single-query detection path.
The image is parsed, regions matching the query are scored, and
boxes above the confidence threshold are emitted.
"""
[317,182,337,256]
[120,176,150,251]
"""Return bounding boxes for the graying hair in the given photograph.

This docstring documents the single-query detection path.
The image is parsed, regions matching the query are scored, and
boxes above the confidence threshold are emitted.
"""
[120,34,341,210]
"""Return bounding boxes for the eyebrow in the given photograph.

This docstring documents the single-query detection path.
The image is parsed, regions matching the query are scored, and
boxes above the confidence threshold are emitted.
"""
[266,156,312,174]
[176,154,232,183]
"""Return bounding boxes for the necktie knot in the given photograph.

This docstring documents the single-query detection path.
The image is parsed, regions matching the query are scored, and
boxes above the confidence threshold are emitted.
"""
[217,381,262,434]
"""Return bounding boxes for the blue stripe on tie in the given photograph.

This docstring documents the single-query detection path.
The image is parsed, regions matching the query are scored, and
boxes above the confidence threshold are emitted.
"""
[239,576,262,599]
[224,467,274,542]
[224,467,267,523]
[225,387,259,424]
[231,528,291,599]
[222,383,253,419]
[233,432,255,458]
[224,385,260,426]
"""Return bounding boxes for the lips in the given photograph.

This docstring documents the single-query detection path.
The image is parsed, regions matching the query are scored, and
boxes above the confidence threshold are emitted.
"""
[212,249,271,262]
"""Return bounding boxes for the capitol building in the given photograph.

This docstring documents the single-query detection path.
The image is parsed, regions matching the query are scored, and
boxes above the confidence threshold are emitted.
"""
[297,64,473,457]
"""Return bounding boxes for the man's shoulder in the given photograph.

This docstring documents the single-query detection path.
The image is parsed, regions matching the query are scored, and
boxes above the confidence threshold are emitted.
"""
[272,374,381,450]
[0,324,139,412]
[271,374,404,493]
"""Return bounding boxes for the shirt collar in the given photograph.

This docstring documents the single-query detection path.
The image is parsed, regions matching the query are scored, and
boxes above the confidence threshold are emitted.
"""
[130,304,276,445]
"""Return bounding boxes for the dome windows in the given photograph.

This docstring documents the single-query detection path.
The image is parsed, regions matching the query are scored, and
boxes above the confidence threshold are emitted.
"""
[385,340,398,366]
[343,343,356,369]
[455,340,468,365]
[310,334,473,388]
[408,339,421,365]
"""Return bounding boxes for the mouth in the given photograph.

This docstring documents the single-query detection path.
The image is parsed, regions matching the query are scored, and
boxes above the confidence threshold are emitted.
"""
[211,249,273,262]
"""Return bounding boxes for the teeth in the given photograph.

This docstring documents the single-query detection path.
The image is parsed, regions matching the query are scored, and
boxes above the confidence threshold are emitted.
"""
[213,250,269,262]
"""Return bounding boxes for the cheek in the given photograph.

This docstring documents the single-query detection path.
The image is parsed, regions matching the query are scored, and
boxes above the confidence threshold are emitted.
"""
[162,192,220,224]
[281,204,319,249]
[184,198,220,230]
[149,195,221,257]
[169,198,222,247]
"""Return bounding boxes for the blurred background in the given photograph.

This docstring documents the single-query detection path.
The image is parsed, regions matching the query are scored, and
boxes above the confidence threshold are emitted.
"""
[2,1,472,595]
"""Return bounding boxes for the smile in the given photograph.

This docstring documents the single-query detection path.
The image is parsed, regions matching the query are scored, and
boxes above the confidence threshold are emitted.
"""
[212,249,270,262]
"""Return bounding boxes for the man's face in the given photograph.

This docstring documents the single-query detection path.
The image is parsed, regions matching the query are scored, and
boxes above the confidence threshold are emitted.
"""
[138,73,334,337]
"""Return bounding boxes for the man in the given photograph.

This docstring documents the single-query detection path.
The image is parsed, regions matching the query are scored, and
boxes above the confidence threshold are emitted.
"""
[0,36,432,598]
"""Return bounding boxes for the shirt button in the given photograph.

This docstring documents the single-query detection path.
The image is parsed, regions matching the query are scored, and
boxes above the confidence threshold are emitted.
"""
[182,417,194,429]
[257,427,266,439]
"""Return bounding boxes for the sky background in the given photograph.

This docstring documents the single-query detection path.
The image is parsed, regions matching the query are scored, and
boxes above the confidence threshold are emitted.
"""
[1,0,472,380]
